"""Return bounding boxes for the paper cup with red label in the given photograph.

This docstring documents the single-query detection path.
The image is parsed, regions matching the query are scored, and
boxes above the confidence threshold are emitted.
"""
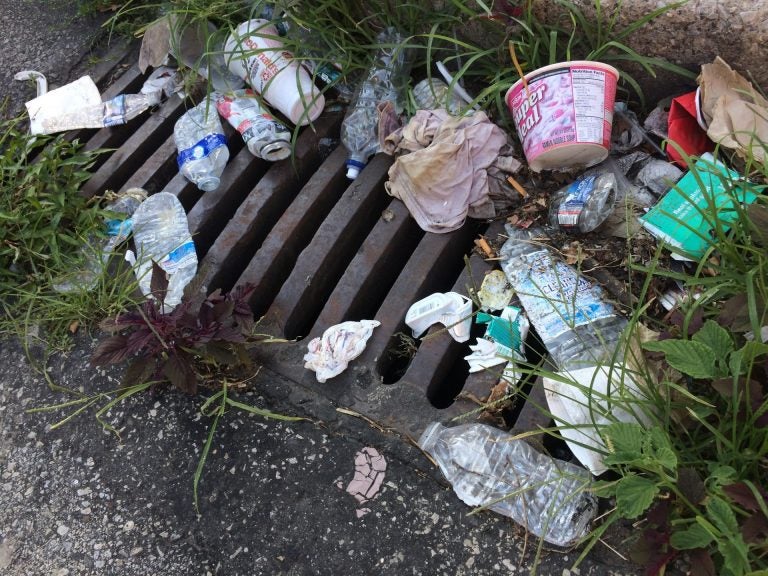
[225,19,324,126]
[506,61,619,172]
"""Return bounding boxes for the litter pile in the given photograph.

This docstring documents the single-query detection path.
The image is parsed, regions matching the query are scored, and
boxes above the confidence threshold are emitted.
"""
[15,2,768,554]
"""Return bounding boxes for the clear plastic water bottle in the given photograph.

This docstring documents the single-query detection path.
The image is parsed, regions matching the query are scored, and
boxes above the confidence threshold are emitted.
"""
[548,171,617,233]
[419,422,597,547]
[53,188,147,293]
[341,27,414,179]
[128,192,198,310]
[500,226,627,371]
[174,99,229,192]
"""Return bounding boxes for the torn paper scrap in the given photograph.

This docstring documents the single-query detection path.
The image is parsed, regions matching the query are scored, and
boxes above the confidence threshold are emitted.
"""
[464,306,528,377]
[338,447,387,518]
[699,57,768,165]
[25,76,102,135]
[404,292,472,343]
[544,365,651,475]
[304,320,380,383]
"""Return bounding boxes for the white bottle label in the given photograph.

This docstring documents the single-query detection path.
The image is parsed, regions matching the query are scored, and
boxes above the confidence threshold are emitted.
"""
[515,250,615,340]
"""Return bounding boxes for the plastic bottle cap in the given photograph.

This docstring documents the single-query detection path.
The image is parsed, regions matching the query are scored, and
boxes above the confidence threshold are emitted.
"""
[197,176,221,192]
[346,165,361,179]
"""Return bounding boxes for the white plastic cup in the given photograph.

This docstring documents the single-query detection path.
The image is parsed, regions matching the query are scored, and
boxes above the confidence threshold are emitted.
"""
[225,19,325,126]
[505,61,619,172]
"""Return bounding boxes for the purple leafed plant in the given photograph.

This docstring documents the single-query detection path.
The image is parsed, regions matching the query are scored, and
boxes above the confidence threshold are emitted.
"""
[92,261,258,394]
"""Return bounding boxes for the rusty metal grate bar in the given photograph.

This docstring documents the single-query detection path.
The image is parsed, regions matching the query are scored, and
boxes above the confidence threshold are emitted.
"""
[71,62,553,439]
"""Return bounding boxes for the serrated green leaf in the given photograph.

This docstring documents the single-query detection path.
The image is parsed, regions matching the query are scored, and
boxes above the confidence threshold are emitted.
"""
[707,496,739,534]
[603,422,644,455]
[643,339,716,379]
[670,522,714,550]
[615,475,659,519]
[693,320,734,358]
[654,447,678,472]
[718,536,751,576]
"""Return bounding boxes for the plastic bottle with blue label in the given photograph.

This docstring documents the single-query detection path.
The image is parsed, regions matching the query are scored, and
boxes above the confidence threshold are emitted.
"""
[500,225,626,371]
[548,171,617,233]
[341,27,413,179]
[53,188,147,293]
[128,192,198,311]
[174,99,229,192]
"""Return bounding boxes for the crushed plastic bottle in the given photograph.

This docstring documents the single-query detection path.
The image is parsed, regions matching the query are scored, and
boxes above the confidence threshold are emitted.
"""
[500,226,627,371]
[341,27,413,178]
[214,89,291,161]
[127,192,197,311]
[419,422,597,547]
[174,98,229,192]
[548,171,617,233]
[53,188,147,293]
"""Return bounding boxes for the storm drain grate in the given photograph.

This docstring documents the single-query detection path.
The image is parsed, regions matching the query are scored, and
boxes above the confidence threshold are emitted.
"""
[74,59,551,439]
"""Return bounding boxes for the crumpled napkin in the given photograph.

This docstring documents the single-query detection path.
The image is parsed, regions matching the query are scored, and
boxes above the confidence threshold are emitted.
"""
[304,320,380,383]
[383,110,508,233]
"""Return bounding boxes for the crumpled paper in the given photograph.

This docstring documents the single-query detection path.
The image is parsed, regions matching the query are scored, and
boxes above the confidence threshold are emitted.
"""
[699,57,768,165]
[383,109,508,233]
[304,320,380,383]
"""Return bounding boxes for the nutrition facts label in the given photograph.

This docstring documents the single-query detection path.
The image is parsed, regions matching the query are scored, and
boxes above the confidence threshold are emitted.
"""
[571,68,609,144]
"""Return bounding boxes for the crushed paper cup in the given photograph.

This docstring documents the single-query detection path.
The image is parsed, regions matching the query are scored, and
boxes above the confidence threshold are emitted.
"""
[544,365,651,475]
[405,292,472,343]
[304,320,380,383]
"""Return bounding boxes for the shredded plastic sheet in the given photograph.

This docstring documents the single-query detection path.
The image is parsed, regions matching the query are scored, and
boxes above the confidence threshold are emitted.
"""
[303,320,380,383]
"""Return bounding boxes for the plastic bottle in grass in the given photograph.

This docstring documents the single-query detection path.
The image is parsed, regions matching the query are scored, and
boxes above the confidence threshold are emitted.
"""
[341,27,413,179]
[500,225,626,371]
[174,98,229,192]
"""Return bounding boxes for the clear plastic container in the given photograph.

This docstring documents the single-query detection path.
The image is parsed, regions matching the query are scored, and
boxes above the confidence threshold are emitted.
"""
[341,27,413,179]
[419,422,597,547]
[500,226,627,371]
[174,98,229,192]
[129,192,197,310]
[548,172,617,233]
[168,17,245,92]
